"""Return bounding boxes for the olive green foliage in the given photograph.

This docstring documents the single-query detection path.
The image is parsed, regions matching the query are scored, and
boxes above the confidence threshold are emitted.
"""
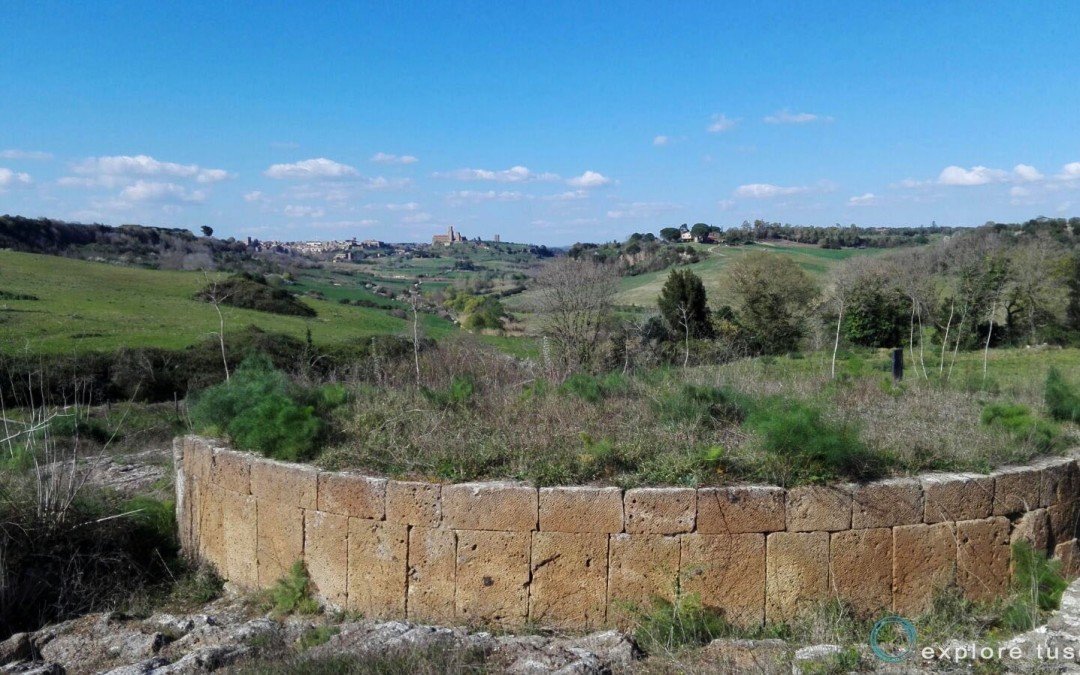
[658,268,713,339]
[653,384,746,429]
[727,251,816,355]
[421,375,475,409]
[632,591,730,655]
[443,288,507,331]
[168,565,224,609]
[745,398,886,483]
[558,372,631,403]
[1045,367,1080,423]
[194,273,316,317]
[1003,541,1068,631]
[842,277,906,348]
[269,561,321,615]
[298,626,340,651]
[980,403,1061,453]
[188,355,345,461]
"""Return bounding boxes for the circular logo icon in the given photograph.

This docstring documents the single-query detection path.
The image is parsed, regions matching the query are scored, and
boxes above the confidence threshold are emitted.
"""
[870,616,917,662]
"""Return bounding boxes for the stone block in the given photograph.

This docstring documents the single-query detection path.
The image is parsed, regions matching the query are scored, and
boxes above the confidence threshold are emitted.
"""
[443,483,537,532]
[1040,458,1079,508]
[786,485,852,532]
[318,472,386,520]
[198,483,226,572]
[1054,539,1080,578]
[539,486,624,533]
[765,532,829,623]
[893,523,956,615]
[956,517,1011,601]
[607,534,680,626]
[992,466,1041,516]
[922,473,993,523]
[386,480,441,528]
[304,510,348,607]
[455,530,531,626]
[221,490,258,588]
[851,479,923,529]
[529,532,608,629]
[250,458,318,510]
[1012,508,1051,554]
[829,528,892,617]
[346,520,407,618]
[407,526,457,624]
[697,486,785,534]
[623,488,696,534]
[211,448,251,494]
[680,534,766,627]
[1048,500,1080,543]
[256,499,304,586]
[183,436,213,481]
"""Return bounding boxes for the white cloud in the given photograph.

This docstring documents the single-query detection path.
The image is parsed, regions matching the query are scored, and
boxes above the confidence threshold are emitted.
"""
[119,180,206,203]
[848,192,877,206]
[0,168,32,188]
[402,211,432,223]
[734,183,809,198]
[384,201,421,211]
[434,165,560,182]
[57,177,97,188]
[543,190,589,202]
[891,178,930,189]
[707,114,739,133]
[763,109,833,124]
[606,202,681,219]
[717,199,736,211]
[1009,186,1032,198]
[653,135,670,146]
[365,176,413,190]
[284,204,325,218]
[73,154,232,185]
[371,152,419,165]
[1058,162,1080,181]
[937,165,1009,186]
[567,170,612,188]
[1013,164,1043,182]
[243,191,266,203]
[0,149,52,161]
[447,191,527,204]
[265,158,359,179]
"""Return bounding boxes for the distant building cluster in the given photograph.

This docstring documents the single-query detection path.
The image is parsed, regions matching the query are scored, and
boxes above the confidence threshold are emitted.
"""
[432,225,466,246]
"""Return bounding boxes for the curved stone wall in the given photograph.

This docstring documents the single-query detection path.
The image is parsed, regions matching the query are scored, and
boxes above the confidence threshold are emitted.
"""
[174,435,1080,629]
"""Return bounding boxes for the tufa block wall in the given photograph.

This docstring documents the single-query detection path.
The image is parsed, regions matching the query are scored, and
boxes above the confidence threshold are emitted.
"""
[175,437,1080,629]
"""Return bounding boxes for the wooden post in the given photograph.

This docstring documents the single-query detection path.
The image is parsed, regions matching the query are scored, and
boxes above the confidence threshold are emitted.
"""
[892,348,904,382]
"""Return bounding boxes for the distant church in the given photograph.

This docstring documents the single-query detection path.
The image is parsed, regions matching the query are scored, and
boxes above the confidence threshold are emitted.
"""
[432,225,466,246]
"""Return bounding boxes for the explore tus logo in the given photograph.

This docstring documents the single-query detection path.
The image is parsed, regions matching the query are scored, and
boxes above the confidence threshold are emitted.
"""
[869,616,917,662]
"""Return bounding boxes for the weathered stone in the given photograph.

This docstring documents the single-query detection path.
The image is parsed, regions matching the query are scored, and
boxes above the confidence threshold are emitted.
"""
[211,448,251,494]
[256,499,304,586]
[681,534,766,627]
[851,479,923,528]
[198,483,226,572]
[992,466,1041,516]
[386,480,441,528]
[1039,458,1080,508]
[318,472,386,520]
[347,519,407,618]
[956,517,1011,601]
[697,486,785,534]
[786,485,852,532]
[442,483,537,532]
[185,436,213,481]
[829,528,892,617]
[304,510,348,607]
[765,532,829,623]
[922,473,993,523]
[623,488,695,534]
[250,458,318,510]
[539,486,624,533]
[455,530,531,626]
[607,534,680,627]
[1012,508,1051,554]
[1054,539,1080,578]
[893,523,956,615]
[700,639,790,675]
[407,526,457,624]
[0,632,33,666]
[529,532,608,629]
[1048,500,1080,543]
[221,490,258,588]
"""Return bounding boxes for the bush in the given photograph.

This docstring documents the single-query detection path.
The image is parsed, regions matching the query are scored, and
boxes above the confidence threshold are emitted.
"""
[268,561,320,615]
[1045,367,1080,422]
[421,375,475,409]
[980,403,1061,453]
[632,591,729,655]
[1003,541,1068,631]
[654,385,746,429]
[558,372,630,404]
[187,356,325,461]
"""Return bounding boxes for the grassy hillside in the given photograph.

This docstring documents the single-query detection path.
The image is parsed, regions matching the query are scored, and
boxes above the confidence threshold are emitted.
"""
[0,250,456,353]
[615,242,883,307]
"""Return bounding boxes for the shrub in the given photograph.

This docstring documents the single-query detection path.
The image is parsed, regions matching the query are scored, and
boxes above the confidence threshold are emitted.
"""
[980,403,1061,453]
[421,375,475,409]
[558,372,630,403]
[1003,541,1068,631]
[268,561,321,615]
[187,356,324,461]
[654,385,746,429]
[632,591,729,655]
[1045,367,1080,423]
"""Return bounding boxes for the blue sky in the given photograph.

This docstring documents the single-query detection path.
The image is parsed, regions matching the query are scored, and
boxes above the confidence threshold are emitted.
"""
[1,2,1078,245]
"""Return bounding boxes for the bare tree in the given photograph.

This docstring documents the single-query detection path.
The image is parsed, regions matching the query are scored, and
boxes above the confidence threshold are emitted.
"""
[407,280,423,387]
[201,272,234,382]
[531,257,618,376]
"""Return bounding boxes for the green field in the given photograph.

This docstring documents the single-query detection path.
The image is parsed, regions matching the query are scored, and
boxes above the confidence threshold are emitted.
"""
[615,242,882,307]
[0,250,458,353]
